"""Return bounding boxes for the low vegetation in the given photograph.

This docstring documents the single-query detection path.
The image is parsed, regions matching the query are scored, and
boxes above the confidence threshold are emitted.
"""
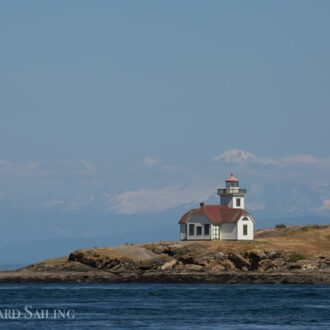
[301,225,327,231]
[1,224,329,284]
[287,254,306,263]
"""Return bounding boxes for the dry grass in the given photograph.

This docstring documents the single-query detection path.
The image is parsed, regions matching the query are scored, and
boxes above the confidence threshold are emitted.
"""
[33,224,330,269]
[71,245,157,262]
[253,225,330,256]
[142,225,330,257]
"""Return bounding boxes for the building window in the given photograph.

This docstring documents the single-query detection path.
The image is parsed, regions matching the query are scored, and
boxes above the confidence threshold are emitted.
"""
[236,198,241,207]
[189,224,195,236]
[196,226,202,236]
[204,224,210,235]
[213,225,220,239]
[243,224,248,236]
[226,181,238,188]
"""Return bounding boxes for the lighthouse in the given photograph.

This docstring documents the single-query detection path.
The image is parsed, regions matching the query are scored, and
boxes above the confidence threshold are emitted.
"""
[178,173,254,241]
[217,173,247,209]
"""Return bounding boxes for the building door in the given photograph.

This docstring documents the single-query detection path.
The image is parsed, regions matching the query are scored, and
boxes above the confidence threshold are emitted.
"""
[213,225,220,240]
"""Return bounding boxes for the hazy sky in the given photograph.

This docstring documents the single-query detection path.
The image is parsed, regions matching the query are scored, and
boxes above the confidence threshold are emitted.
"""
[1,1,329,215]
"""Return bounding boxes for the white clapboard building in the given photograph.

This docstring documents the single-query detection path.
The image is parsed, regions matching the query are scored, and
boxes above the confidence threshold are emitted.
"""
[179,173,255,241]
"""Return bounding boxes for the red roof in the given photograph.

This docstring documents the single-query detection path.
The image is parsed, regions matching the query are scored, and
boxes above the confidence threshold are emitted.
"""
[178,205,249,224]
[226,173,239,182]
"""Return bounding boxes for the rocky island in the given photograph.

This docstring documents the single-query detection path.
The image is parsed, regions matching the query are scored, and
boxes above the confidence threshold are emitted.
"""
[0,225,329,284]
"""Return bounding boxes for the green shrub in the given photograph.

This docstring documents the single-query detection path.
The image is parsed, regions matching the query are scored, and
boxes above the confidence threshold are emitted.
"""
[302,225,325,231]
[275,224,286,229]
[310,225,323,230]
[173,247,190,258]
[287,254,306,263]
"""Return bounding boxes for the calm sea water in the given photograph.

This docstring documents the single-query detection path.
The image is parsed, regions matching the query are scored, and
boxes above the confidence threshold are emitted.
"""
[0,283,329,329]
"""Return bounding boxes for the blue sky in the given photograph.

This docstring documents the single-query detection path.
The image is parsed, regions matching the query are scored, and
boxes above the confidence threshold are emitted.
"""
[0,1,330,263]
[1,1,329,163]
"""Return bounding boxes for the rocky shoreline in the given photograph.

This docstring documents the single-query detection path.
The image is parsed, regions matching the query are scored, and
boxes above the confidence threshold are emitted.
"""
[1,270,329,284]
[0,225,329,284]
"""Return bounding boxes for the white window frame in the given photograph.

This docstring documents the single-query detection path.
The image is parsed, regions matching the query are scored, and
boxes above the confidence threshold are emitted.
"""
[243,224,248,236]
[189,224,195,236]
[213,225,220,239]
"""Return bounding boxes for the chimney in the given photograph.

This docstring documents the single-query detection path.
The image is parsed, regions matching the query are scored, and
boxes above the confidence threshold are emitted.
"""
[200,202,205,208]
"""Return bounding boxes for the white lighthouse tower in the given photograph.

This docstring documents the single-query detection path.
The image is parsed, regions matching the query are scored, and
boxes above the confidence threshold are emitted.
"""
[217,173,247,209]
[179,172,255,241]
